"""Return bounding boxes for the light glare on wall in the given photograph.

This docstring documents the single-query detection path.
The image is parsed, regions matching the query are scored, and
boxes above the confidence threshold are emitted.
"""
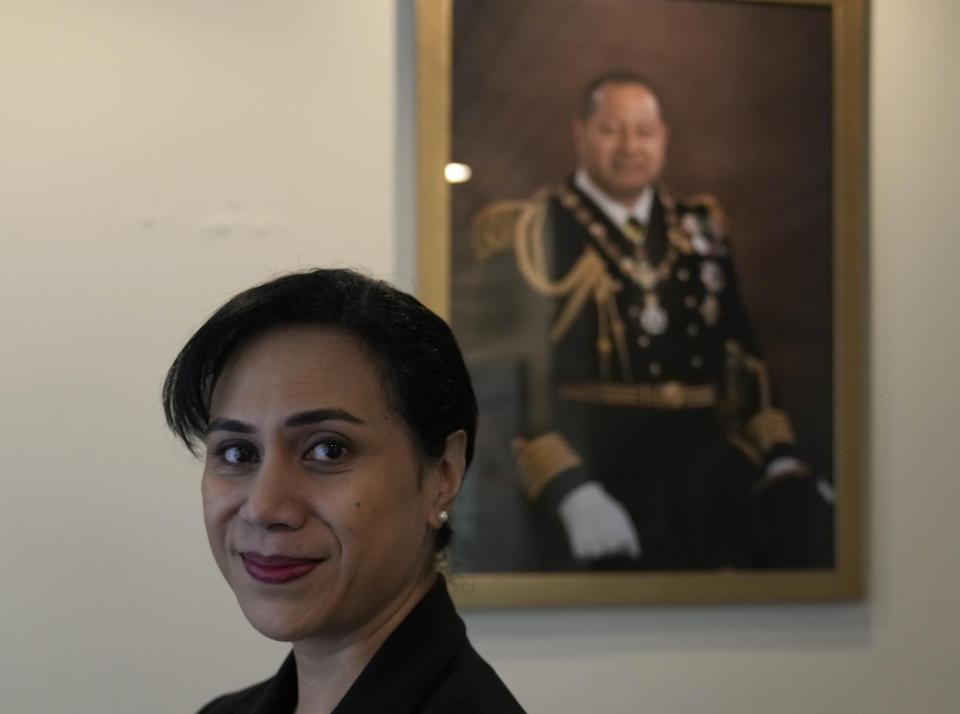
[444,162,472,183]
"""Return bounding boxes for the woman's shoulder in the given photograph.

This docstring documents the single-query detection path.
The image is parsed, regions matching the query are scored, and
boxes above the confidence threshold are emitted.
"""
[194,682,267,714]
[195,653,297,714]
[334,576,526,714]
[415,640,527,714]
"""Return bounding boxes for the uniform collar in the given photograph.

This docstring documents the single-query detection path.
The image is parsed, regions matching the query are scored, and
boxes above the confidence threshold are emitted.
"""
[574,168,655,227]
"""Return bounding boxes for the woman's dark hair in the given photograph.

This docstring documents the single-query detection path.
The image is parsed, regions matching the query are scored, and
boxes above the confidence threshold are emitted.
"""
[162,268,477,551]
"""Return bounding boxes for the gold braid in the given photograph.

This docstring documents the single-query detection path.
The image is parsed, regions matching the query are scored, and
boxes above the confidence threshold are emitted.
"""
[737,346,797,451]
[514,197,634,379]
[473,191,630,376]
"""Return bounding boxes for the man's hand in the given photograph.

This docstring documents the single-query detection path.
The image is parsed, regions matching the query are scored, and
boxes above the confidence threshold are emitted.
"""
[557,481,641,560]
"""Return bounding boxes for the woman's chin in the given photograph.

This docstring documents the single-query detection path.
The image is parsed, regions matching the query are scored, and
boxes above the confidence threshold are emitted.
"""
[239,600,322,642]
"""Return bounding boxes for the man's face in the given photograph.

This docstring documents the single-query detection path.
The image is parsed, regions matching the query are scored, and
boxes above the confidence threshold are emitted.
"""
[574,82,669,207]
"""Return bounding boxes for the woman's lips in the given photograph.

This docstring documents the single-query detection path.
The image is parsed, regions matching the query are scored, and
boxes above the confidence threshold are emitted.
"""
[241,553,322,584]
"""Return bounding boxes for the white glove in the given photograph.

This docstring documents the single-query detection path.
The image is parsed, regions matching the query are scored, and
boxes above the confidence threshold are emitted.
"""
[557,481,641,560]
[765,456,806,479]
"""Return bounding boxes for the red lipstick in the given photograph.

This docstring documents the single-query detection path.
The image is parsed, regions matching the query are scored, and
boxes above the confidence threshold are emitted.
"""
[241,553,321,584]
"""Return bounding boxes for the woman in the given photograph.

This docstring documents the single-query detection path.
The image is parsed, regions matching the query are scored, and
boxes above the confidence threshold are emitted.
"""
[163,269,525,714]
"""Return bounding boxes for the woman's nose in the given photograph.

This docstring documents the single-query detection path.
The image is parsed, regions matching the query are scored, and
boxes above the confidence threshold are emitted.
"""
[239,455,308,530]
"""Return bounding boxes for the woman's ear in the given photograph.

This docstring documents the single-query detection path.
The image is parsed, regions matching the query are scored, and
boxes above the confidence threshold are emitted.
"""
[425,430,467,528]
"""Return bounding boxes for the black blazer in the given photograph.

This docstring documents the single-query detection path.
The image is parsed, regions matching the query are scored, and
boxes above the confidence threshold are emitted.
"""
[197,576,525,714]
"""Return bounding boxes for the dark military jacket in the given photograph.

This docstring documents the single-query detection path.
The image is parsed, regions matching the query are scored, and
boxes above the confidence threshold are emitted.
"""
[471,178,820,568]
[502,181,801,497]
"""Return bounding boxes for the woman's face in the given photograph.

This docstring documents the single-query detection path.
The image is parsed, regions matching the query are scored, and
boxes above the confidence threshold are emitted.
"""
[202,326,459,643]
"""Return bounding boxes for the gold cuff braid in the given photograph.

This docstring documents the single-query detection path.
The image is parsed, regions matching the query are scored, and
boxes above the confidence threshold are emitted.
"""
[745,408,797,452]
[514,431,583,501]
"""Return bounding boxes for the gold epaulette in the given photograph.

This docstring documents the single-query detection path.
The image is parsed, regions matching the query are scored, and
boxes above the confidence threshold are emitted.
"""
[470,191,548,261]
[685,192,729,238]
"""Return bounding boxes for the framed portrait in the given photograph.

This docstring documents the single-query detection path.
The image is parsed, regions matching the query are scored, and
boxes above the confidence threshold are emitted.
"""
[417,0,866,606]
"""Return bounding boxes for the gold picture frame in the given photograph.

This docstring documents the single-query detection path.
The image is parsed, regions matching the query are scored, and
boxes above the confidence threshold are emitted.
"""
[417,0,866,606]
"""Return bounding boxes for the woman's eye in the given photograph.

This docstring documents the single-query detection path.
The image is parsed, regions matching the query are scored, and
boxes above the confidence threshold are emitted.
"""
[305,440,349,462]
[220,444,258,464]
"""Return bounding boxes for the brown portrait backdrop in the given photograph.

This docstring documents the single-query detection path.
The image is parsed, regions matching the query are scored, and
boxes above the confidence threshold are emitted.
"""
[447,0,832,572]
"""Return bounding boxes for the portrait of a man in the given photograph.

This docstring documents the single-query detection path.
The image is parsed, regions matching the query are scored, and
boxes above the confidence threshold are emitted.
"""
[442,0,839,576]
[467,71,832,571]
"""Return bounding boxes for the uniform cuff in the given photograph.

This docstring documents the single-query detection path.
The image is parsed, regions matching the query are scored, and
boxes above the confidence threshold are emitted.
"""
[514,431,584,501]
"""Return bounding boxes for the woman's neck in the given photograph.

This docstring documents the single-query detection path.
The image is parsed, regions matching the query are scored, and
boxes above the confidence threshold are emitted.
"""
[291,565,437,714]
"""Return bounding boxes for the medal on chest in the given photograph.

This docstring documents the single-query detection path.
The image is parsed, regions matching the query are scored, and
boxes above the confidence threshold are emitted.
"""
[618,246,676,336]
[558,186,729,341]
[630,295,669,336]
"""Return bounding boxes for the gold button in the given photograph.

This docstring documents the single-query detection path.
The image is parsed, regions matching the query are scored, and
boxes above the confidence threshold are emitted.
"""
[687,324,700,337]
[637,335,650,348]
[649,362,662,376]
[677,268,690,281]
[692,355,704,369]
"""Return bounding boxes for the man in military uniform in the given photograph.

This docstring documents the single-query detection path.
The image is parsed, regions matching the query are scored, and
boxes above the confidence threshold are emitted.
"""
[472,70,831,570]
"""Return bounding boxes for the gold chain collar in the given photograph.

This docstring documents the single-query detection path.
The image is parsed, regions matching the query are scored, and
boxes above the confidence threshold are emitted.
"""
[556,186,691,291]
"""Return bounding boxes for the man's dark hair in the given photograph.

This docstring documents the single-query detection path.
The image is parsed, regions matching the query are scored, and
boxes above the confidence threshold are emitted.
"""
[162,268,477,551]
[579,69,668,121]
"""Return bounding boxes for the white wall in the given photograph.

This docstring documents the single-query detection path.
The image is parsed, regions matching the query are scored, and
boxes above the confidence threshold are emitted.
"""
[1,1,957,712]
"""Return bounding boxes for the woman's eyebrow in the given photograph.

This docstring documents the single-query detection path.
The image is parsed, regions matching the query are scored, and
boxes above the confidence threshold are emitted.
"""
[206,418,254,435]
[284,408,365,428]
[205,409,366,436]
